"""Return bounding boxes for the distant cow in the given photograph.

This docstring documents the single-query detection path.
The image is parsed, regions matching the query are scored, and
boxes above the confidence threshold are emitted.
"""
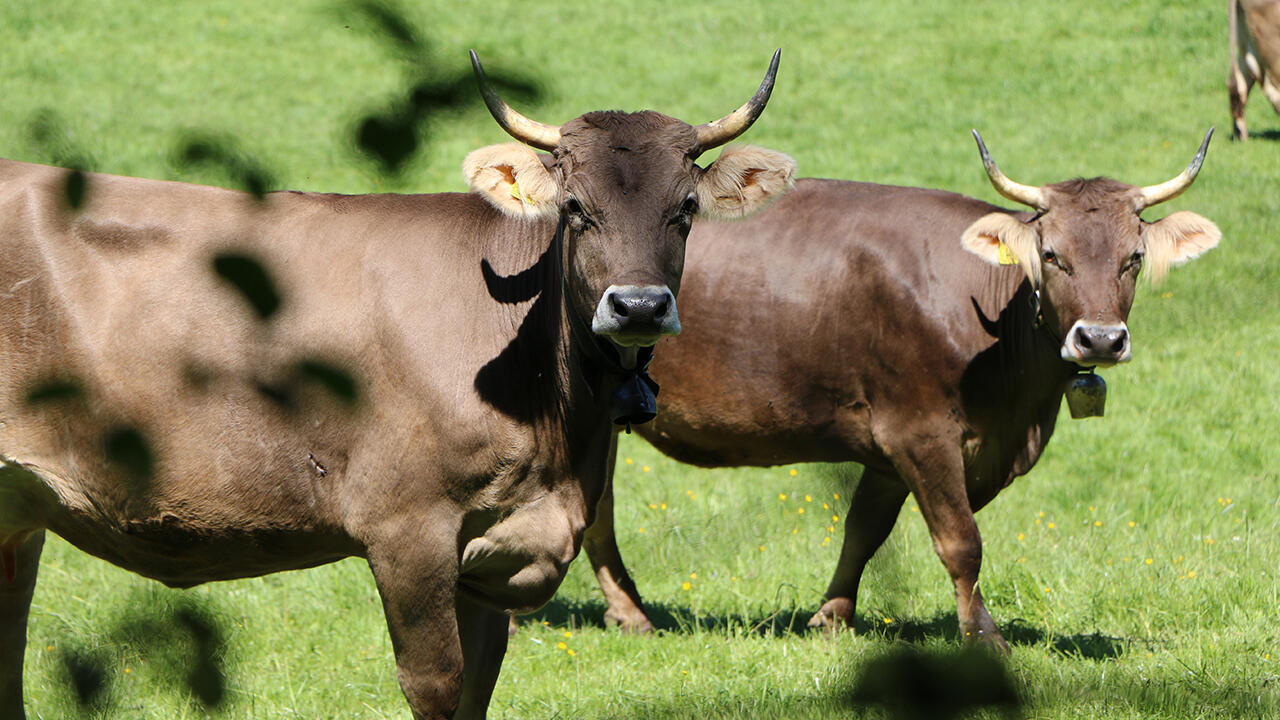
[1229,0,1280,139]
[582,131,1220,652]
[0,51,795,719]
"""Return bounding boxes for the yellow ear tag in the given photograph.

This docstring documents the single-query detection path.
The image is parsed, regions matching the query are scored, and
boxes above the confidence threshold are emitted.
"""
[996,241,1019,265]
[508,179,525,204]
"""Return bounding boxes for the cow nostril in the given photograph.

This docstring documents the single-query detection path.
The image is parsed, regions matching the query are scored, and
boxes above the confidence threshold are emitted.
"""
[1076,329,1093,350]
[653,297,669,320]
[1110,330,1128,353]
[611,295,629,318]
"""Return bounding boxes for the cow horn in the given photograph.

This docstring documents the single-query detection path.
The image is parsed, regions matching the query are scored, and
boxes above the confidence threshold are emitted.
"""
[1138,128,1213,209]
[471,50,562,152]
[692,49,781,155]
[971,130,1046,210]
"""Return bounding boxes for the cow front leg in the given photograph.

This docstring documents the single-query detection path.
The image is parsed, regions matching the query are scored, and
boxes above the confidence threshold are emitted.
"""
[368,543,467,720]
[888,434,1008,653]
[807,468,908,631]
[0,531,45,720]
[453,601,510,719]
[582,459,653,633]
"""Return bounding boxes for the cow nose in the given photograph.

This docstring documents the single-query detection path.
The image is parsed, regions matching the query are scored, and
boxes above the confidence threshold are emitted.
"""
[592,284,681,346]
[1063,322,1131,366]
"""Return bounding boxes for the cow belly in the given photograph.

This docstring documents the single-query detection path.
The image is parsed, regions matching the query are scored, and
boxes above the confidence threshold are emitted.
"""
[458,493,582,613]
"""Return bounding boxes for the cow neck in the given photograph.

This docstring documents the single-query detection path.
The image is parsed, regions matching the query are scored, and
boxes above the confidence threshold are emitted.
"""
[553,217,660,432]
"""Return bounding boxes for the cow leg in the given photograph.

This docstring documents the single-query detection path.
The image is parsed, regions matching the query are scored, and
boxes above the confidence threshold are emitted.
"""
[888,433,1008,653]
[453,601,510,720]
[581,444,653,633]
[0,531,45,720]
[1229,62,1255,141]
[368,544,466,720]
[807,467,908,631]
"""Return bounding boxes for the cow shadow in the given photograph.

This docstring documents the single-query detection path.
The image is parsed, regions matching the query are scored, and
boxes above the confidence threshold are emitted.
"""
[520,598,1126,660]
[1246,128,1280,142]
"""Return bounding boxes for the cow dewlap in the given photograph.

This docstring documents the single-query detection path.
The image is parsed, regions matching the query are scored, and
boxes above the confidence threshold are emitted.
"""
[464,143,559,218]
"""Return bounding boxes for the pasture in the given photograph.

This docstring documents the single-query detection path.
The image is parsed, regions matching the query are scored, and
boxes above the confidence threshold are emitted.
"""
[3,0,1279,718]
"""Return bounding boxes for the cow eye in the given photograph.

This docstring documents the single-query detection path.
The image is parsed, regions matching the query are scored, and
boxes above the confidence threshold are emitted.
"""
[681,197,699,216]
[1125,251,1144,271]
[565,197,584,216]
[1041,250,1058,266]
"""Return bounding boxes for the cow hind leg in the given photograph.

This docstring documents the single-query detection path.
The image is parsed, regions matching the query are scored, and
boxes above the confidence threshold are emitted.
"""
[1229,58,1256,140]
[807,467,907,631]
[0,531,45,720]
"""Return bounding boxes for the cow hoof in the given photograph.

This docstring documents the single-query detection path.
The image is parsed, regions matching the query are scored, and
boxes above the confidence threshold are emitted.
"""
[806,597,855,632]
[963,628,1011,655]
[604,609,654,634]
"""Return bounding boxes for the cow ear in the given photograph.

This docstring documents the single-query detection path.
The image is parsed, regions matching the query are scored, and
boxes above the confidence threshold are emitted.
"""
[1143,211,1221,283]
[463,143,560,219]
[696,145,796,219]
[961,212,1042,287]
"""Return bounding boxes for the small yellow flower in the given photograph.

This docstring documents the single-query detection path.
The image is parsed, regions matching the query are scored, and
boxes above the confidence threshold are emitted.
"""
[792,528,798,534]
[789,468,798,476]
[1145,558,1153,565]
[823,503,830,510]
[1035,518,1041,525]
[557,642,567,650]
[637,527,645,533]
[778,493,787,501]
[731,576,738,582]
[832,515,840,523]
[625,458,634,465]
[124,668,132,674]
[642,465,651,473]
[563,631,573,638]
[1128,521,1136,528]
[798,507,805,514]
[1187,569,1197,578]
[648,503,658,509]
[1048,522,1056,529]
[567,648,576,657]
[1204,537,1215,545]
[1094,521,1102,527]
[883,617,893,625]
[682,669,689,675]
[681,581,691,591]
[833,493,840,500]
[1017,533,1025,541]
[660,503,667,510]
[827,526,835,533]
[910,506,919,513]
[1089,506,1095,512]
[804,495,812,502]
[1037,511,1045,518]
[1043,587,1051,593]
[759,545,766,552]
[690,572,698,579]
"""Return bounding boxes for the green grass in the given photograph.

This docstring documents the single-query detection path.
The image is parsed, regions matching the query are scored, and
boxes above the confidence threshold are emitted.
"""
[4,0,1280,717]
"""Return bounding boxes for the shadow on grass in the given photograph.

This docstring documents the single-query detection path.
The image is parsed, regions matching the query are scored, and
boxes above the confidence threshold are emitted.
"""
[521,599,1125,660]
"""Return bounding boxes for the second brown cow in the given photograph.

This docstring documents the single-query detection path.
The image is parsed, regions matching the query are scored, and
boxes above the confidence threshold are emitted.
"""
[582,131,1221,652]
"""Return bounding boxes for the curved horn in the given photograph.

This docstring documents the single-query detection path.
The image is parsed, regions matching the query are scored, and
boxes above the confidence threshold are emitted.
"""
[1139,128,1213,209]
[470,50,561,151]
[693,49,781,154]
[972,130,1046,210]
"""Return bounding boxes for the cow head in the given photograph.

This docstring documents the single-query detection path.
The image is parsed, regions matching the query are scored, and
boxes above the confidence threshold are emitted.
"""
[464,51,795,359]
[961,130,1221,367]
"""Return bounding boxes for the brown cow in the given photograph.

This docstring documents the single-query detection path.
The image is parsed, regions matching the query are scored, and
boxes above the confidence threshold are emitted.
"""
[582,131,1220,652]
[1229,0,1280,140]
[0,51,795,718]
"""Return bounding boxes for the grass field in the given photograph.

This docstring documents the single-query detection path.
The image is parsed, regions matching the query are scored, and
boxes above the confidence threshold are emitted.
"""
[4,0,1280,718]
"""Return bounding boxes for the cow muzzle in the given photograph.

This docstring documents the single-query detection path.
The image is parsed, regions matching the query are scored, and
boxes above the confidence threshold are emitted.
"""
[591,285,681,346]
[1061,321,1131,367]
